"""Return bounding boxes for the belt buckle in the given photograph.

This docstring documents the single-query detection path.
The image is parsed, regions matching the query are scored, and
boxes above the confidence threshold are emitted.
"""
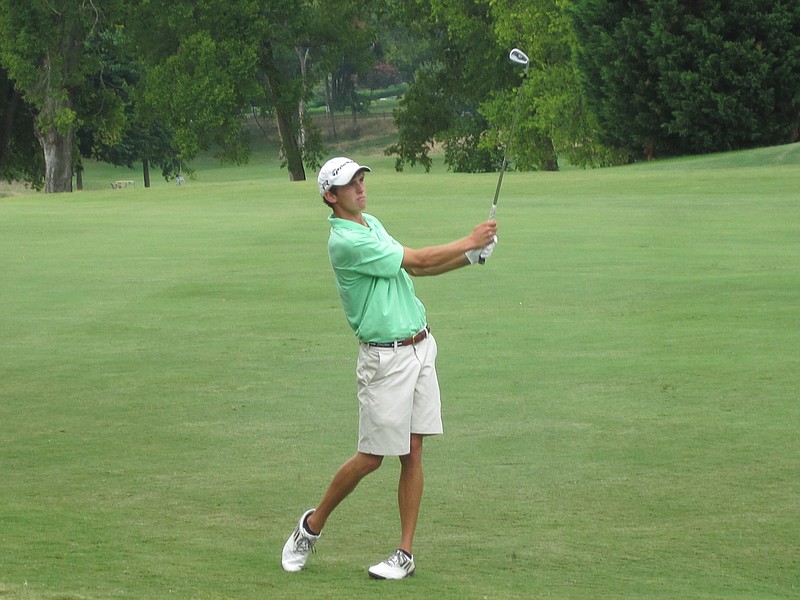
[410,326,428,345]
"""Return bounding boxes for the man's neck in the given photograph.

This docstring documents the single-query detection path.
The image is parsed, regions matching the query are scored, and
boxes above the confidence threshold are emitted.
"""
[333,209,367,227]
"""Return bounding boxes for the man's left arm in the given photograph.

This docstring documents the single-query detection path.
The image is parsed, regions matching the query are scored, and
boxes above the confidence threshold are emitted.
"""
[403,229,498,277]
[404,253,471,277]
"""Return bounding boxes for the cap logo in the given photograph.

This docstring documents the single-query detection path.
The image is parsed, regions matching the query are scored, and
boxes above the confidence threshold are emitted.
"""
[331,160,355,178]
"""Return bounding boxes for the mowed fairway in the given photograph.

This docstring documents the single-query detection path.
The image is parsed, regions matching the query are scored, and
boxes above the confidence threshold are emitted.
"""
[1,144,798,599]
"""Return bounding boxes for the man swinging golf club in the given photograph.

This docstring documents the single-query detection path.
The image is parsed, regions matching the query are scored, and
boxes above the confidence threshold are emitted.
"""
[281,156,498,579]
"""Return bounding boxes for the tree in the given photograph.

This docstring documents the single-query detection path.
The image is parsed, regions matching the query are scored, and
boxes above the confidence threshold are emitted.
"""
[569,1,664,159]
[487,0,626,169]
[314,19,377,140]
[371,7,433,84]
[387,0,510,172]
[133,17,258,168]
[76,27,180,188]
[0,0,126,192]
[653,1,800,151]
[571,0,800,159]
[131,0,374,182]
[386,0,620,172]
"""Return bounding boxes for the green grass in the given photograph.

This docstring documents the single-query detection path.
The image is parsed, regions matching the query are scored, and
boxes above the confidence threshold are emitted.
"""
[1,143,799,599]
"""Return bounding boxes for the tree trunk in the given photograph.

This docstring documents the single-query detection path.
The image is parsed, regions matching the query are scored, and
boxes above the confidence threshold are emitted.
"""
[325,75,337,139]
[544,137,558,171]
[296,46,309,148]
[262,40,305,182]
[34,110,74,194]
[350,104,359,138]
[143,158,151,188]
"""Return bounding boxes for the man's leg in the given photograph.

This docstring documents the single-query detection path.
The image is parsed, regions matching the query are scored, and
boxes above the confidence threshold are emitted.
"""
[282,451,382,572]
[306,451,383,534]
[397,434,424,555]
[366,434,423,580]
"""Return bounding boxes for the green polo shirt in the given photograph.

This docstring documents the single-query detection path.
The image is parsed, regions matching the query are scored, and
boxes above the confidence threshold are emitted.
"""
[328,213,427,343]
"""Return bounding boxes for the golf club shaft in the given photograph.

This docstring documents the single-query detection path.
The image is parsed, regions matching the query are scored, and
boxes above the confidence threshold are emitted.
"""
[480,62,527,263]
[490,71,527,220]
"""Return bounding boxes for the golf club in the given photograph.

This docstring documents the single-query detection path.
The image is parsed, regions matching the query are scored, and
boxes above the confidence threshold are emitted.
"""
[480,48,529,263]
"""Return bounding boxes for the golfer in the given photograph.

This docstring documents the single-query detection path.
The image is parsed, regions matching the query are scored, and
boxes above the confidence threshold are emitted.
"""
[281,156,497,579]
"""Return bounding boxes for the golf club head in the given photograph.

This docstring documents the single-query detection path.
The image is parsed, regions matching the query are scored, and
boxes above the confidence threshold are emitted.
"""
[509,48,529,66]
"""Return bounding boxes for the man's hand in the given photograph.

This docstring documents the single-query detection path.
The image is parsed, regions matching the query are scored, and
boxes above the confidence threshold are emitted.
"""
[466,235,498,265]
[469,220,498,249]
[464,220,498,264]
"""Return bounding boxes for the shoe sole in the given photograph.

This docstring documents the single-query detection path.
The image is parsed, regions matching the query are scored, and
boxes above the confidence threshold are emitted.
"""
[368,570,415,580]
[282,566,302,573]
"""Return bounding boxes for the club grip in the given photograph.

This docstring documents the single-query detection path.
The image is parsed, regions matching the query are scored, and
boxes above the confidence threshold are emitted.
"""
[478,206,497,264]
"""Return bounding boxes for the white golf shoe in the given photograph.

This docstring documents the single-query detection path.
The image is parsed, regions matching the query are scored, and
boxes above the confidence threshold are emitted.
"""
[281,509,320,572]
[368,549,416,580]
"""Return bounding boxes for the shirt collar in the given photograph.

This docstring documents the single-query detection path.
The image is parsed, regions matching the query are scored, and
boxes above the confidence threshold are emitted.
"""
[329,213,374,229]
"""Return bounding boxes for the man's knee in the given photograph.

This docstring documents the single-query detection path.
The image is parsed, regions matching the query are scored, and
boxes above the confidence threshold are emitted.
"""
[355,452,384,475]
[400,435,424,465]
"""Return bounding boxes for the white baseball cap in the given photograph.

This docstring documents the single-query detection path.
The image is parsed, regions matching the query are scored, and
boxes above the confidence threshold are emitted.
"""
[317,156,371,196]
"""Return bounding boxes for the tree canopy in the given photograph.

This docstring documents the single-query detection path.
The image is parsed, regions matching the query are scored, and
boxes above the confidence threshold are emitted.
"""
[0,0,127,192]
[129,0,379,181]
[570,0,800,159]
[1,0,799,191]
[388,0,625,172]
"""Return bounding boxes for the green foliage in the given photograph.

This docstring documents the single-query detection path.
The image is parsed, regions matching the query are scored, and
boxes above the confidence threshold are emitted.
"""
[131,0,378,177]
[50,106,80,135]
[490,0,627,169]
[571,0,800,159]
[386,62,453,172]
[0,0,123,105]
[653,0,800,151]
[76,26,181,182]
[388,0,623,172]
[370,2,433,82]
[311,0,378,116]
[441,112,499,172]
[4,0,798,190]
[142,31,256,162]
[388,0,512,172]
[0,0,127,191]
[0,1,100,99]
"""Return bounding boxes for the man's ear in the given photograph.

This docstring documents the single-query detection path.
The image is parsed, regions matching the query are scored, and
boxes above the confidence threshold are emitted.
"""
[323,190,337,205]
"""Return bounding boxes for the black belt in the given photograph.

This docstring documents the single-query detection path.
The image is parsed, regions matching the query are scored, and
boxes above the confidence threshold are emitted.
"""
[367,326,429,348]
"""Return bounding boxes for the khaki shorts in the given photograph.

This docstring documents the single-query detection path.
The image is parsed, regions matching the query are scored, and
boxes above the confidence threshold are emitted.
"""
[356,333,443,456]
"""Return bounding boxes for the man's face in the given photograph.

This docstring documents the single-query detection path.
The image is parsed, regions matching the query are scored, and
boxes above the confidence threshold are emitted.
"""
[328,171,367,219]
